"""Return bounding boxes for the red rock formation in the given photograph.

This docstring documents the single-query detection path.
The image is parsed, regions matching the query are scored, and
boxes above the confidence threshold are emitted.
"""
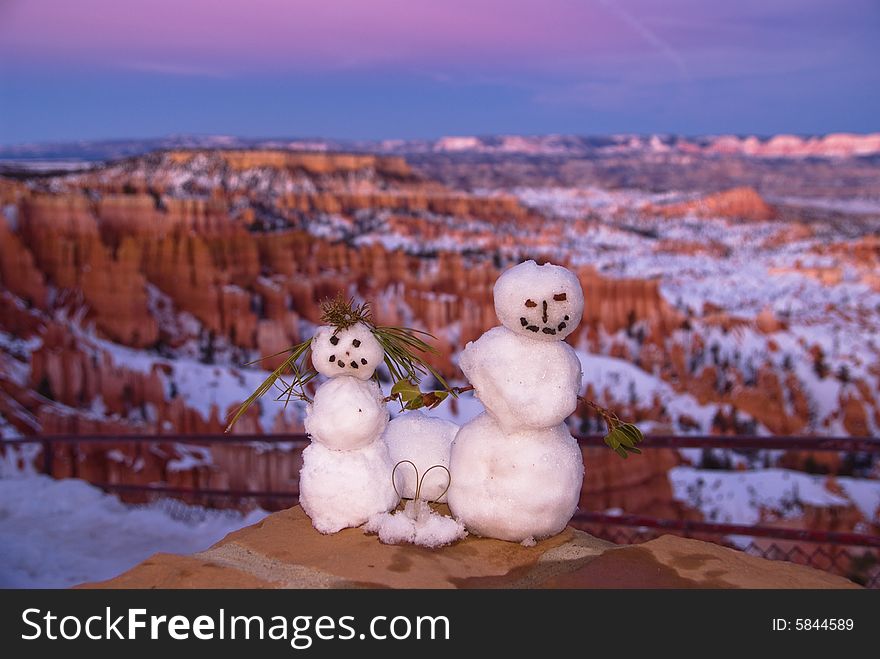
[654,239,729,257]
[576,265,682,335]
[811,236,880,291]
[97,194,236,240]
[756,307,786,334]
[581,447,689,519]
[650,187,777,222]
[2,148,877,543]
[0,216,47,308]
[79,238,159,347]
[167,149,415,179]
[706,132,880,158]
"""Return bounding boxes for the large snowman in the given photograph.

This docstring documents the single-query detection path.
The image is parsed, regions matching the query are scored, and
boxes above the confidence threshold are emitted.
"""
[447,260,585,542]
[299,323,399,534]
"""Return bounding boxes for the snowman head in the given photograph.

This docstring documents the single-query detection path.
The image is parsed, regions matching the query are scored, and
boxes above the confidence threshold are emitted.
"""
[311,322,383,380]
[493,260,584,341]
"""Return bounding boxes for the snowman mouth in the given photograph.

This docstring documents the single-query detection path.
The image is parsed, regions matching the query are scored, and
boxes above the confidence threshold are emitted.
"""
[519,316,569,335]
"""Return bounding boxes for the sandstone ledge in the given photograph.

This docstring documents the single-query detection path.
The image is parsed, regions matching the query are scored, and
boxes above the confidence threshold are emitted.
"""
[79,506,859,589]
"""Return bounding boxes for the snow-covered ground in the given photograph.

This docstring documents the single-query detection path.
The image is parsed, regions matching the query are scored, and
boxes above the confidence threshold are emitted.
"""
[508,186,880,437]
[669,465,880,531]
[0,471,267,588]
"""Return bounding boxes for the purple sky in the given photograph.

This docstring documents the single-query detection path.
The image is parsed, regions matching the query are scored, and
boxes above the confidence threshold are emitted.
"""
[1,0,878,143]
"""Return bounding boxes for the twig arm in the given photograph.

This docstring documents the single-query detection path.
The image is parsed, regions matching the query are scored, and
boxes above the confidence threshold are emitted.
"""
[577,395,619,430]
[384,383,474,404]
[577,395,644,458]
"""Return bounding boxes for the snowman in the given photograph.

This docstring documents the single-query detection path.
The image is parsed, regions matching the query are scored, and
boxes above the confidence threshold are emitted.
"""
[299,322,400,534]
[447,260,585,543]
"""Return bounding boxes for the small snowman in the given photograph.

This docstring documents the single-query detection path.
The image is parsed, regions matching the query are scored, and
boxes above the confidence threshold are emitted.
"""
[298,322,400,533]
[447,260,586,543]
[227,294,452,536]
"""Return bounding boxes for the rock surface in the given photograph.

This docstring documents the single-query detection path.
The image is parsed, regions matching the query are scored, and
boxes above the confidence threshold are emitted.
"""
[79,505,859,589]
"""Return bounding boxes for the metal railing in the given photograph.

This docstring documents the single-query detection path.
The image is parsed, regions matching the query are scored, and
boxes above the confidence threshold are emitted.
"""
[3,432,878,587]
[4,431,878,450]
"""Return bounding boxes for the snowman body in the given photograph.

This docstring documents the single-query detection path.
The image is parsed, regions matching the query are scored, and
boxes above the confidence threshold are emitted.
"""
[383,411,459,503]
[298,323,399,534]
[448,412,582,541]
[447,261,586,542]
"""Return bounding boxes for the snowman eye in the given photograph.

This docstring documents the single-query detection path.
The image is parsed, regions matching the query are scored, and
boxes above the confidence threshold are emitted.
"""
[352,339,361,348]
[329,335,339,346]
[524,299,537,308]
[553,293,567,301]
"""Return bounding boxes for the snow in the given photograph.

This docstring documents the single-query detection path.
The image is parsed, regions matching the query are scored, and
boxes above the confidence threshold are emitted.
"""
[166,445,212,472]
[298,441,398,534]
[76,324,303,433]
[145,284,202,344]
[2,203,19,230]
[0,415,21,439]
[497,184,880,436]
[0,331,43,367]
[836,478,880,522]
[667,466,879,527]
[0,473,266,588]
[365,500,466,548]
[299,368,397,533]
[448,412,583,543]
[769,195,880,216]
[383,412,458,502]
[493,260,583,341]
[0,442,39,472]
[33,295,305,434]
[304,377,389,450]
[459,326,582,433]
[311,323,383,380]
[575,350,719,433]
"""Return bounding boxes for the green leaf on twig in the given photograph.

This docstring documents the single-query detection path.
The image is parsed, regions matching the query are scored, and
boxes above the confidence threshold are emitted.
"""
[603,423,645,459]
[391,379,422,402]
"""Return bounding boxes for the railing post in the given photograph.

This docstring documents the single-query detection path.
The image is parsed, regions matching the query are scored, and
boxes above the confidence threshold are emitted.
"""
[42,438,53,477]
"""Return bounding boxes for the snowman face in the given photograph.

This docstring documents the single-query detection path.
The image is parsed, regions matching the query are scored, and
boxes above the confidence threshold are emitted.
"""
[493,260,584,341]
[311,323,383,380]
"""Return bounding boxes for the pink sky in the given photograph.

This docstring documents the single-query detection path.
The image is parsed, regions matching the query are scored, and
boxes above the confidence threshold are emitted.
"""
[2,0,674,74]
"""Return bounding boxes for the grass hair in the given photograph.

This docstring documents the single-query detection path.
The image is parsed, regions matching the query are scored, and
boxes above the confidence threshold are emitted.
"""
[225,293,445,432]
